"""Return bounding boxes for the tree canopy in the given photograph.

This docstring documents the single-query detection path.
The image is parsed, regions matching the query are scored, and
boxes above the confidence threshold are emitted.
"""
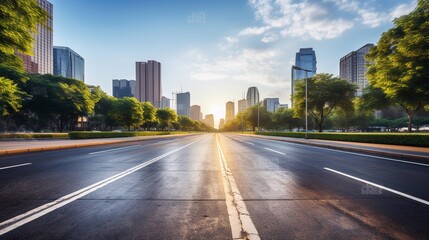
[366,0,429,132]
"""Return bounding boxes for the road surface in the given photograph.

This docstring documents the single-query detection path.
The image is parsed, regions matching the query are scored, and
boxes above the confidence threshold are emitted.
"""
[0,133,428,239]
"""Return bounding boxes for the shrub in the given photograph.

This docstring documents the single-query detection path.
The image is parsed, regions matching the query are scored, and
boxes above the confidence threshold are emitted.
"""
[68,131,171,139]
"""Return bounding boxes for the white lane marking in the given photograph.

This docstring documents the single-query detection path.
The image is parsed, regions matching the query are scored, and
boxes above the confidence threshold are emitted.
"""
[264,148,286,155]
[324,167,429,206]
[89,145,141,155]
[216,135,260,240]
[0,163,32,170]
[0,138,202,235]
[245,142,255,145]
[309,145,429,167]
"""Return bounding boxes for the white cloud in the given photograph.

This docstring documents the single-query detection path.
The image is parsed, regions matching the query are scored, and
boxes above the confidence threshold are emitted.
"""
[239,26,269,36]
[390,1,417,20]
[225,36,238,43]
[261,32,278,43]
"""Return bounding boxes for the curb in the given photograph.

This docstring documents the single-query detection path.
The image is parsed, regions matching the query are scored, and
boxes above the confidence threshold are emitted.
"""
[0,134,196,157]
[242,134,429,163]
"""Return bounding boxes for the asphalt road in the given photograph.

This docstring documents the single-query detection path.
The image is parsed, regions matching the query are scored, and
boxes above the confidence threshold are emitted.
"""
[0,133,428,239]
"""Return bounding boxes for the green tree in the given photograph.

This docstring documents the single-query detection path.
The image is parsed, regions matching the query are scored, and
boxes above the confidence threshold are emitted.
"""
[179,116,194,131]
[294,73,356,132]
[244,104,271,131]
[0,77,24,120]
[156,108,178,130]
[366,0,429,132]
[0,0,49,69]
[114,97,144,131]
[141,102,156,129]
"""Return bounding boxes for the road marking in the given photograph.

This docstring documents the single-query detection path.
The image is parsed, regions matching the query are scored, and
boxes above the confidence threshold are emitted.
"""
[264,148,286,155]
[0,138,202,235]
[245,142,255,145]
[89,145,141,155]
[324,167,429,206]
[0,163,32,170]
[216,135,260,240]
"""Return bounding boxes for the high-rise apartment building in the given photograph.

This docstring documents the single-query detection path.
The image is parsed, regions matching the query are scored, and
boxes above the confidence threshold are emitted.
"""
[246,87,260,107]
[340,44,374,96]
[263,98,280,113]
[112,79,135,98]
[219,119,225,129]
[190,105,201,121]
[53,46,85,81]
[238,99,247,113]
[204,114,214,129]
[17,0,53,74]
[176,92,190,117]
[135,60,161,107]
[160,96,170,109]
[225,101,235,123]
[294,48,317,80]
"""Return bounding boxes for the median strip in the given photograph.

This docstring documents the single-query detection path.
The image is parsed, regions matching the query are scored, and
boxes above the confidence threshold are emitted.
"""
[324,167,429,206]
[216,134,260,240]
[0,138,202,236]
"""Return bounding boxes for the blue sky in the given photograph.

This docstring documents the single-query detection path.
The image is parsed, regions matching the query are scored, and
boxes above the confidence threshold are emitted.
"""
[50,0,417,127]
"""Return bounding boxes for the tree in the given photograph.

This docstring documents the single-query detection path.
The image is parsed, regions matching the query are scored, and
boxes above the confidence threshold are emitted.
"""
[0,0,49,69]
[293,73,356,132]
[366,0,429,132]
[0,77,25,127]
[141,102,156,129]
[244,104,271,131]
[156,108,178,130]
[114,97,143,131]
[179,116,194,131]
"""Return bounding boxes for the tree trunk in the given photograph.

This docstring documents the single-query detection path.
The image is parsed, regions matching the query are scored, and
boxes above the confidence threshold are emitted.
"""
[407,114,413,133]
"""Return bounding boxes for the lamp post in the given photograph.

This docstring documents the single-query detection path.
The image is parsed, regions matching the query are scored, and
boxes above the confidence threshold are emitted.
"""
[291,65,313,139]
[257,100,260,131]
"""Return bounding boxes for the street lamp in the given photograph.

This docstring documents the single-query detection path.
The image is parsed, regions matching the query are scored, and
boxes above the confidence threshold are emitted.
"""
[257,100,260,131]
[292,65,313,139]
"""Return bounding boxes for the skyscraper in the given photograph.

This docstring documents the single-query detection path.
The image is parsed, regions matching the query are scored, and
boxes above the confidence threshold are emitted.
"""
[340,44,374,96]
[112,79,135,98]
[53,46,85,81]
[238,99,247,113]
[17,0,53,74]
[160,96,170,109]
[246,87,260,107]
[176,92,190,117]
[219,119,225,129]
[204,114,214,129]
[225,101,235,123]
[294,48,317,79]
[135,60,161,107]
[263,98,280,113]
[190,105,201,121]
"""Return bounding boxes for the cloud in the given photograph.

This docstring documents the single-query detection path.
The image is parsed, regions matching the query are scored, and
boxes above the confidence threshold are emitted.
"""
[390,1,417,20]
[261,32,278,43]
[239,26,269,36]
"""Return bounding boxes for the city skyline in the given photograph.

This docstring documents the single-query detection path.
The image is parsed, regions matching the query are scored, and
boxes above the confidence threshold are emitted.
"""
[49,0,417,126]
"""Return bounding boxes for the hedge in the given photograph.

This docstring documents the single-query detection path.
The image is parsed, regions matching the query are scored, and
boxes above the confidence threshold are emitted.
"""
[68,131,174,139]
[255,132,429,147]
[0,133,69,139]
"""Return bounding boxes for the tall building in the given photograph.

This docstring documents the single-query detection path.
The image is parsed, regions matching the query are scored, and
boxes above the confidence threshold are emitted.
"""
[294,48,317,79]
[219,119,225,129]
[263,98,280,113]
[246,87,260,107]
[274,103,288,112]
[190,105,201,121]
[17,0,53,74]
[135,60,161,107]
[112,79,135,98]
[238,99,247,113]
[176,92,190,117]
[340,44,374,96]
[53,46,85,81]
[204,114,214,129]
[225,101,235,123]
[160,96,170,109]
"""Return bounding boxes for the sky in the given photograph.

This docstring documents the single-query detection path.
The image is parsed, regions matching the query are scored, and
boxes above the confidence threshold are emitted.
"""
[49,0,417,128]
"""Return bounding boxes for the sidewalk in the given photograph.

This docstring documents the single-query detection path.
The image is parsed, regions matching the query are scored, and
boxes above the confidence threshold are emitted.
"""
[241,134,429,162]
[0,134,195,156]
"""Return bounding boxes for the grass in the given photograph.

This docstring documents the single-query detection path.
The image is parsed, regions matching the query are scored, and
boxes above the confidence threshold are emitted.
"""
[254,131,429,147]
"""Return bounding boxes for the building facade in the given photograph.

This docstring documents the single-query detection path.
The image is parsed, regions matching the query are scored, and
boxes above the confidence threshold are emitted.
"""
[176,92,190,117]
[339,44,374,96]
[275,103,288,112]
[135,60,161,107]
[263,98,280,113]
[294,48,317,79]
[190,105,201,121]
[246,87,260,107]
[160,96,170,109]
[53,46,85,81]
[204,114,214,129]
[17,0,53,74]
[112,79,135,98]
[238,99,247,113]
[225,101,235,123]
[219,119,225,129]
